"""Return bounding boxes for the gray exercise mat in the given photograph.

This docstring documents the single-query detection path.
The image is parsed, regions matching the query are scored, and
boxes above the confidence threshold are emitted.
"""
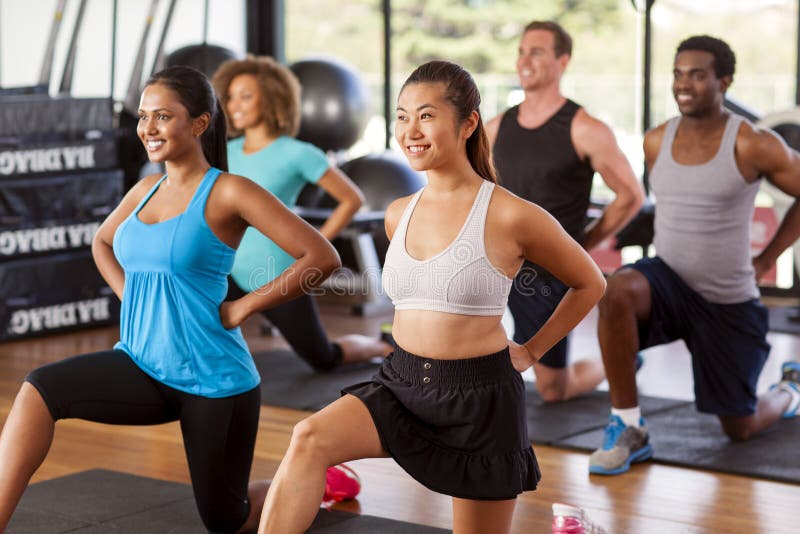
[9,470,450,534]
[525,383,691,444]
[253,349,381,411]
[554,403,800,484]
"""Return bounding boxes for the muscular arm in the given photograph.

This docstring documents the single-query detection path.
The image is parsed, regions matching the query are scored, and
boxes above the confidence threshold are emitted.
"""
[91,174,161,300]
[573,111,645,250]
[315,167,365,240]
[508,197,606,366]
[741,127,800,278]
[216,175,341,327]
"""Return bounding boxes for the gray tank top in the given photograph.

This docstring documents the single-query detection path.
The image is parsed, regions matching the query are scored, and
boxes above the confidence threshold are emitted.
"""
[650,115,760,304]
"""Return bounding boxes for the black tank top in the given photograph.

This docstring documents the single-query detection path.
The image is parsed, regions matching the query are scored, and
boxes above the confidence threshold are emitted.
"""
[493,100,594,242]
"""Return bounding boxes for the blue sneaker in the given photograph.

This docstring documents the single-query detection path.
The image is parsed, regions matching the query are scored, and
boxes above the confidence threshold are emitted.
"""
[589,415,653,475]
[777,361,800,418]
[635,352,645,372]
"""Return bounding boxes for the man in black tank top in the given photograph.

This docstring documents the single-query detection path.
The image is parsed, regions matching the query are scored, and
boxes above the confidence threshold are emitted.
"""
[486,20,643,403]
[591,35,800,476]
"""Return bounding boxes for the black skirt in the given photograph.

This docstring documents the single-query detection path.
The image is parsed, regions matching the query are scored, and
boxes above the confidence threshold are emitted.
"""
[342,344,541,500]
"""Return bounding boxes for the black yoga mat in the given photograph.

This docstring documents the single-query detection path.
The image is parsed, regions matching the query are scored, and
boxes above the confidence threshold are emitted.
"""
[525,384,691,444]
[10,469,450,534]
[553,402,800,484]
[253,349,381,411]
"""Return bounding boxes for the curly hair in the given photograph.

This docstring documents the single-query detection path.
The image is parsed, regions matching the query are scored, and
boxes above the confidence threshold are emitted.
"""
[211,55,301,137]
[676,35,736,79]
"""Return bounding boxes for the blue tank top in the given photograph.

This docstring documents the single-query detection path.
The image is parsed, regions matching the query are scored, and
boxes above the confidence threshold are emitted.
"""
[112,168,260,397]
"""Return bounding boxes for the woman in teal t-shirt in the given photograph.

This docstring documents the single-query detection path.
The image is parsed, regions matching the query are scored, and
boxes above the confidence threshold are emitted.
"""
[213,56,390,371]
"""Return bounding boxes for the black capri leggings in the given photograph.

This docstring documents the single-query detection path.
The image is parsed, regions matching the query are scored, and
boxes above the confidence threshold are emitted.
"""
[25,350,260,534]
[226,279,342,371]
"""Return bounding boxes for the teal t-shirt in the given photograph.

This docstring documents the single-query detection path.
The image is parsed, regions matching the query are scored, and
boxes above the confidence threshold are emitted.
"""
[228,136,329,291]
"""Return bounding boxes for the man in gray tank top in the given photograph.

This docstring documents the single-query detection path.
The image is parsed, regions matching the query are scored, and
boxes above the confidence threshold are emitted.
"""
[485,20,643,404]
[590,35,800,476]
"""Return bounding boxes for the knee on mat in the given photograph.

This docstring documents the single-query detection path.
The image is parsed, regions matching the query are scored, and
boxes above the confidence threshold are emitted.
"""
[536,382,568,403]
[198,503,248,534]
[720,421,756,442]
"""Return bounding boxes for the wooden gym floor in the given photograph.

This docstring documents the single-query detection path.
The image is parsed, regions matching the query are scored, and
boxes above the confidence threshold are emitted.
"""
[1,301,799,533]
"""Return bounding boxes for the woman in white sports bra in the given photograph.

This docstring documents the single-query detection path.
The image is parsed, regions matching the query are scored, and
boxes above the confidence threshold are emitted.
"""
[257,60,606,534]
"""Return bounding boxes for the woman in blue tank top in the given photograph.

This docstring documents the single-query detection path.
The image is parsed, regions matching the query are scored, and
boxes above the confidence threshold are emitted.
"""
[0,66,339,533]
[212,56,391,371]
[256,62,606,533]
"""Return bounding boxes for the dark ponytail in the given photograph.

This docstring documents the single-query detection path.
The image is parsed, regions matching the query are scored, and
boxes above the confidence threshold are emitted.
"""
[401,60,498,183]
[146,65,228,171]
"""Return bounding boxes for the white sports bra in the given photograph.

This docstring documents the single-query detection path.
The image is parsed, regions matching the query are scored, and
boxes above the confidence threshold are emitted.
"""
[382,180,513,316]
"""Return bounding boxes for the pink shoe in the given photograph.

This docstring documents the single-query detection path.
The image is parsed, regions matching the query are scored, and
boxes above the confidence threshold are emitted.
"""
[552,503,606,534]
[322,463,361,508]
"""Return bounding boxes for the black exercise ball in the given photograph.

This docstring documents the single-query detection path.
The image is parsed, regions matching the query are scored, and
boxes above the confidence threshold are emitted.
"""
[290,58,370,152]
[772,123,800,152]
[165,44,241,79]
[319,152,425,211]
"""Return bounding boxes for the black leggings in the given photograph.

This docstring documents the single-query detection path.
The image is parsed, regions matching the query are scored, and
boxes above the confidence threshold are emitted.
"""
[227,280,342,371]
[25,350,260,534]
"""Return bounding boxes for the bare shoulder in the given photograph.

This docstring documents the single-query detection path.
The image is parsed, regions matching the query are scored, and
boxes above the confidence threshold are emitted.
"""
[485,112,504,145]
[384,193,417,238]
[572,107,611,138]
[124,173,162,203]
[489,184,551,229]
[643,122,669,163]
[735,119,789,161]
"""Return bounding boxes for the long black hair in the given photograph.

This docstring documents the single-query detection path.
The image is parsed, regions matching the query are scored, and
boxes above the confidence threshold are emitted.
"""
[145,65,228,171]
[400,60,497,183]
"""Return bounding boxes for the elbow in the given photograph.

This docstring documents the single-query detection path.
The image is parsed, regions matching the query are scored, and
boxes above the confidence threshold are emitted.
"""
[589,268,608,304]
[321,243,342,277]
[622,186,646,216]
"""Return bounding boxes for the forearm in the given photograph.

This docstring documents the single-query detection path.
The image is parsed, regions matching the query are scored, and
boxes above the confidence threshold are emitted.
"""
[237,247,340,316]
[582,196,641,251]
[758,199,800,265]
[92,240,125,300]
[317,201,360,241]
[522,284,605,362]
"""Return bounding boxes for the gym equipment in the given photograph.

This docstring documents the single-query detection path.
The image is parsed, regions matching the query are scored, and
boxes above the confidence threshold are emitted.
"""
[165,43,242,79]
[163,0,241,79]
[0,96,113,139]
[0,8,124,339]
[290,58,370,152]
[319,152,425,210]
[39,0,69,90]
[0,169,122,229]
[57,0,88,95]
[122,0,162,114]
[0,251,120,340]
[0,139,117,177]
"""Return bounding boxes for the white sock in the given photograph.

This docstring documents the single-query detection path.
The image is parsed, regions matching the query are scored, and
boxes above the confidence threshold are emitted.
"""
[778,382,800,416]
[611,406,642,428]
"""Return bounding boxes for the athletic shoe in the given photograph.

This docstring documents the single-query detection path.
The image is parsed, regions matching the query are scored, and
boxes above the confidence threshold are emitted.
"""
[781,361,800,384]
[635,352,645,372]
[589,415,653,475]
[322,463,361,508]
[776,361,800,418]
[552,503,606,534]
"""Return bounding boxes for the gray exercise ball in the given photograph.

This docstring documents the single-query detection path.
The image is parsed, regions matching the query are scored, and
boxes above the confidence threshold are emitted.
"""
[290,58,370,152]
[319,152,425,211]
[165,44,242,79]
